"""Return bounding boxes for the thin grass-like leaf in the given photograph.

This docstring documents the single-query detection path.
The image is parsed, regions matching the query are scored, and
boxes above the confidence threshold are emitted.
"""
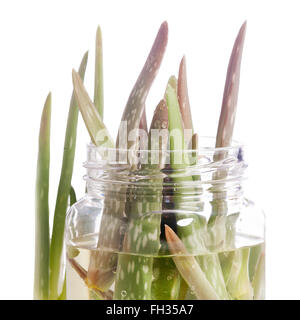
[49,52,88,300]
[34,93,51,300]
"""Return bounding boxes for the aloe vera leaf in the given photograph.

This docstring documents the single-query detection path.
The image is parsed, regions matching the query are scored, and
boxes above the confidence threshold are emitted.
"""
[212,21,247,212]
[166,81,184,166]
[166,82,205,250]
[116,21,168,152]
[166,82,205,251]
[113,208,161,300]
[56,186,79,301]
[215,21,247,149]
[196,255,229,299]
[211,21,247,220]
[147,98,181,300]
[208,23,248,298]
[150,90,180,301]
[114,186,163,299]
[214,22,247,298]
[248,243,263,281]
[67,258,113,300]
[178,278,190,299]
[87,106,148,295]
[87,23,168,295]
[112,23,169,300]
[252,252,265,300]
[72,66,118,291]
[165,225,219,300]
[140,108,148,132]
[178,132,198,300]
[114,100,169,300]
[94,26,104,119]
[72,70,114,148]
[58,277,66,300]
[34,93,51,300]
[69,186,77,206]
[152,250,181,300]
[226,247,253,300]
[148,99,169,167]
[137,108,148,150]
[166,83,229,299]
[49,52,88,300]
[178,56,194,144]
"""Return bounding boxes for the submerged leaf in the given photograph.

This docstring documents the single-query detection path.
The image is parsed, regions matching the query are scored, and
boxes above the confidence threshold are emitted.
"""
[165,225,219,300]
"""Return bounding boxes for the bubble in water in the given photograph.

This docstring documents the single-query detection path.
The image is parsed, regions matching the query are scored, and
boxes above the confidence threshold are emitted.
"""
[121,290,127,297]
[190,286,196,296]
[167,275,173,281]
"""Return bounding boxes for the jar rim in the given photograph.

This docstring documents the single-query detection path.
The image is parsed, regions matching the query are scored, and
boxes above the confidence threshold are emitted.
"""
[87,136,244,153]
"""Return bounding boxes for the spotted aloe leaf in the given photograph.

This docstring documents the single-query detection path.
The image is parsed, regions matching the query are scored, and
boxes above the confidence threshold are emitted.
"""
[87,23,168,298]
[116,21,168,152]
[138,108,148,151]
[149,98,181,300]
[148,99,168,164]
[114,99,169,300]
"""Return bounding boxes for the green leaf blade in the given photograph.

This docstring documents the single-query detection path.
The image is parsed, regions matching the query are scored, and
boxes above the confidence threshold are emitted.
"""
[34,92,51,300]
[49,52,88,300]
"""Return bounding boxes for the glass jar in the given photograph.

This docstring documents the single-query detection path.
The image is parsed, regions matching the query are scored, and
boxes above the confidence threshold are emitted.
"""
[65,137,265,300]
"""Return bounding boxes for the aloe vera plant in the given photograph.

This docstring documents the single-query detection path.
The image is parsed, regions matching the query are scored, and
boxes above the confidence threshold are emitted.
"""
[35,21,264,300]
[113,22,168,300]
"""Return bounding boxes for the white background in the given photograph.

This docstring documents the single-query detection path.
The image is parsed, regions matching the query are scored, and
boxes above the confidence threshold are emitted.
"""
[0,0,299,299]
